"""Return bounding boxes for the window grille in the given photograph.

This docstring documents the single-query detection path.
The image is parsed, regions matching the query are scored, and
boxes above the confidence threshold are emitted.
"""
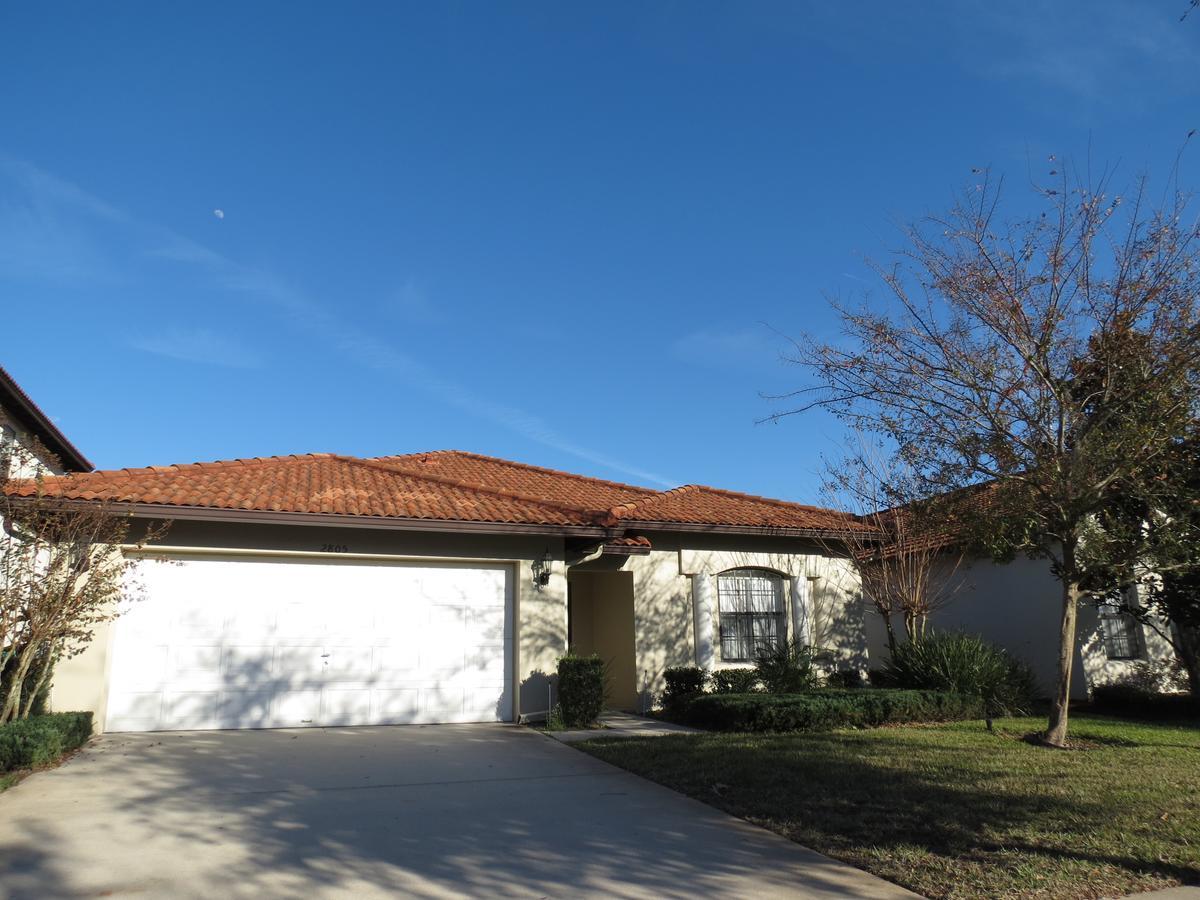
[717,569,785,662]
[1099,603,1141,660]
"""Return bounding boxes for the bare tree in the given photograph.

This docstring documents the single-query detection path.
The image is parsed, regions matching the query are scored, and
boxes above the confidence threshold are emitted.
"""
[1,443,165,722]
[772,162,1200,747]
[820,436,964,655]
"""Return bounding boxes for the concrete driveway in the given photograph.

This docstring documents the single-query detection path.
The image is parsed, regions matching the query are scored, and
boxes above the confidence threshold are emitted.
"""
[0,725,917,899]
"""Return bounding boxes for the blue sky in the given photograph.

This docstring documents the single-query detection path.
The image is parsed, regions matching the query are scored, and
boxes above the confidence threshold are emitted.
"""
[2,2,1197,501]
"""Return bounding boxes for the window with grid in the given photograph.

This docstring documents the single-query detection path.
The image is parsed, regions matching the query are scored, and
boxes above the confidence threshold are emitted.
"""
[1099,603,1141,660]
[717,569,785,662]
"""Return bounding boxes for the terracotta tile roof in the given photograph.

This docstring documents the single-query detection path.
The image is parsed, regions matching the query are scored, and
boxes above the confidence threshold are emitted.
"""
[601,535,653,555]
[607,484,875,533]
[5,449,866,537]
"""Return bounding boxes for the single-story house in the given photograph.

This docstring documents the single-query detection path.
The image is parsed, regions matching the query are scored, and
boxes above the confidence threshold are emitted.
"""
[11,450,874,733]
[4,365,1184,729]
[866,554,1183,700]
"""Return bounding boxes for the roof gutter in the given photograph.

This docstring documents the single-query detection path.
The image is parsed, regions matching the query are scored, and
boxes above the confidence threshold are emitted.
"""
[3,498,878,542]
[9,498,612,538]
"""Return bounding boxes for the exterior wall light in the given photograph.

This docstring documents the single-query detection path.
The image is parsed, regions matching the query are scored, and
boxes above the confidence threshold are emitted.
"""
[531,549,552,591]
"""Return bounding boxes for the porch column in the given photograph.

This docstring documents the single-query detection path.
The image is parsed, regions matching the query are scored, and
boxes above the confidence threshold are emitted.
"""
[791,576,816,647]
[691,572,716,669]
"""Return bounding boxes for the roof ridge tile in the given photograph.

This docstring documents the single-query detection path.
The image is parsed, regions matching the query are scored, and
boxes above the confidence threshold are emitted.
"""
[377,450,661,496]
[335,455,607,520]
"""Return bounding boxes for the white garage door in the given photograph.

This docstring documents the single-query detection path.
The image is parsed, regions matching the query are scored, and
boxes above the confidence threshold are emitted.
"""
[105,556,513,732]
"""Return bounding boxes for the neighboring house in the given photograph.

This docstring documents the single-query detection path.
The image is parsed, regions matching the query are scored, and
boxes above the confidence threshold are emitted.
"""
[7,451,873,733]
[864,552,1182,700]
[0,364,92,479]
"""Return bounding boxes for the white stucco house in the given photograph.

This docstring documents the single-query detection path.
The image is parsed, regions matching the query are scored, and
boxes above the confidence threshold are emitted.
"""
[3,363,1186,733]
[8,447,874,733]
[873,554,1185,700]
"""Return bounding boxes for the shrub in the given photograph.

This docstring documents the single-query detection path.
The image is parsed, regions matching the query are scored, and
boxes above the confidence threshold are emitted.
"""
[0,712,93,772]
[662,666,708,713]
[1092,683,1198,719]
[712,668,759,694]
[826,668,866,689]
[884,632,1038,717]
[557,654,605,727]
[682,689,982,733]
[867,668,896,687]
[755,639,821,694]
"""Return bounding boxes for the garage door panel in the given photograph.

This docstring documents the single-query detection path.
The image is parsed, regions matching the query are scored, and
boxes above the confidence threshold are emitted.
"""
[322,689,372,725]
[464,608,506,644]
[465,687,507,720]
[224,606,277,641]
[463,645,508,682]
[107,558,513,732]
[167,646,223,690]
[369,688,419,724]
[372,645,422,680]
[271,690,323,727]
[220,646,279,686]
[272,645,326,682]
[106,691,164,732]
[160,691,219,730]
[217,690,274,729]
[420,685,464,721]
[421,643,466,677]
[173,604,227,641]
[322,645,374,682]
[110,644,169,691]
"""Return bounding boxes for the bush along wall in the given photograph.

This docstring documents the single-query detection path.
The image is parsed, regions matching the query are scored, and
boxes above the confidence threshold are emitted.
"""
[682,689,983,733]
[0,712,93,773]
[557,654,605,726]
[662,666,708,714]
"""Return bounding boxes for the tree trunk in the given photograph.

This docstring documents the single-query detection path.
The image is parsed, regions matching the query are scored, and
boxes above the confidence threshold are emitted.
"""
[19,650,53,719]
[1174,624,1200,705]
[1045,573,1080,748]
[883,616,898,657]
[0,643,38,723]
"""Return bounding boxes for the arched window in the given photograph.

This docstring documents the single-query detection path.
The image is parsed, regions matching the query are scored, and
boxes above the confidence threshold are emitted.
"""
[717,568,785,662]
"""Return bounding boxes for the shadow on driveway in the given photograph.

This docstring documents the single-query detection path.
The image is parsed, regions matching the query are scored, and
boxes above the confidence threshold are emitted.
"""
[0,724,916,898]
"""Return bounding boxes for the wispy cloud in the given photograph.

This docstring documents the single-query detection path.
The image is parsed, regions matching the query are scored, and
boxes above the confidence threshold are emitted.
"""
[671,327,786,372]
[952,0,1200,102]
[385,278,440,323]
[132,328,263,369]
[3,158,675,487]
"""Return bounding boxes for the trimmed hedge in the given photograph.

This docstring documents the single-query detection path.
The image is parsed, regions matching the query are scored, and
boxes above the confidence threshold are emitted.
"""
[558,654,605,726]
[1092,684,1199,720]
[679,689,983,733]
[0,712,93,772]
[662,666,708,713]
[712,668,759,694]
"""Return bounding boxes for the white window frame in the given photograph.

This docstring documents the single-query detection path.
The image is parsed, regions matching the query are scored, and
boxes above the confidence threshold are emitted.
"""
[1098,601,1142,661]
[716,568,786,662]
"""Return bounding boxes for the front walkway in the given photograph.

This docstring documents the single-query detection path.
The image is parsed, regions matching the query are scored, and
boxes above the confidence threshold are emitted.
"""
[549,711,702,744]
[0,724,916,899]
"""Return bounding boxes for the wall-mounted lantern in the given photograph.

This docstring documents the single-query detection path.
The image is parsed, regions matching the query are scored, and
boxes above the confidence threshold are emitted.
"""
[531,549,552,592]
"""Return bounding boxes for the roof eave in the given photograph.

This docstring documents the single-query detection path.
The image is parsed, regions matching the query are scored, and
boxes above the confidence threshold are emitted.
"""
[630,519,879,541]
[42,499,612,538]
[0,368,93,472]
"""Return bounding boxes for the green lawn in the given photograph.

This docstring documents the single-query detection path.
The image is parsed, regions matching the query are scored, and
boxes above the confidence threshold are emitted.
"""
[577,713,1200,899]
